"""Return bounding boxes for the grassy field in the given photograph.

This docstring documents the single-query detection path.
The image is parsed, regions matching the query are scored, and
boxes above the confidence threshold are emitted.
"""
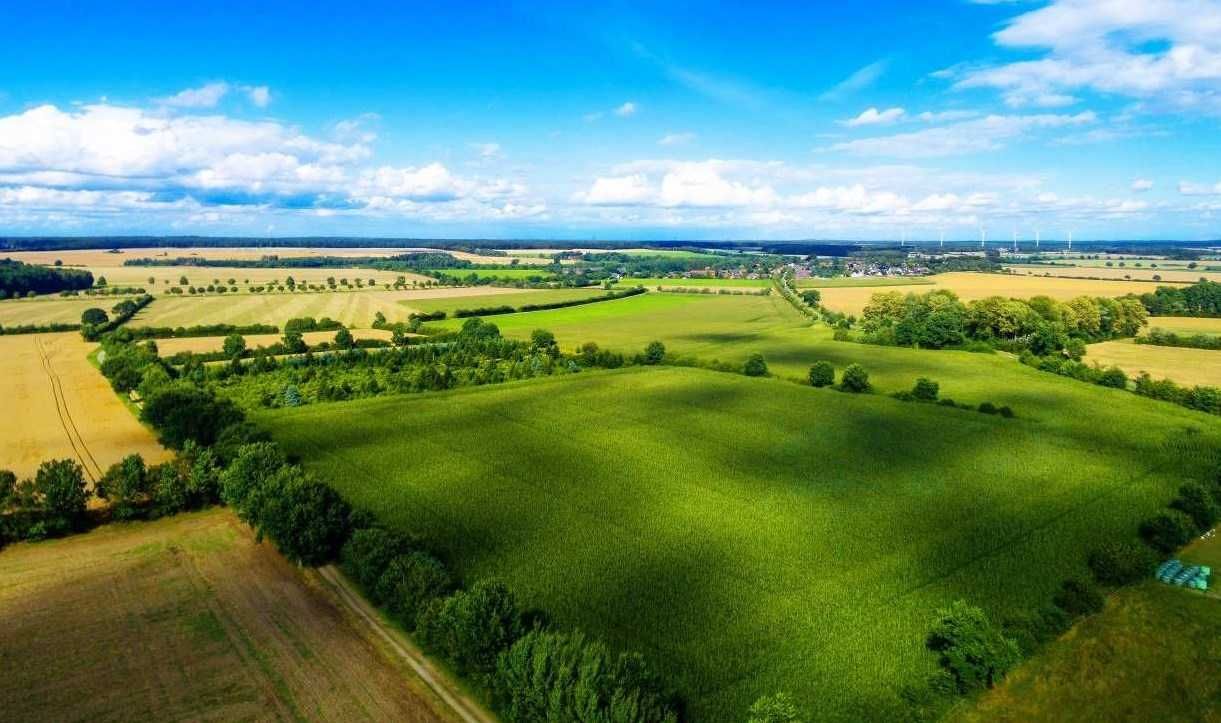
[1085,339,1221,387]
[0,508,448,722]
[403,287,608,316]
[818,272,1168,315]
[954,531,1221,722]
[0,332,169,482]
[427,267,555,280]
[1145,316,1221,336]
[260,366,1221,721]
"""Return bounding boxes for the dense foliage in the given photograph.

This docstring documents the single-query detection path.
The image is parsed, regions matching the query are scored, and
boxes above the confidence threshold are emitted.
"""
[0,258,93,297]
[1136,328,1221,350]
[1132,279,1221,317]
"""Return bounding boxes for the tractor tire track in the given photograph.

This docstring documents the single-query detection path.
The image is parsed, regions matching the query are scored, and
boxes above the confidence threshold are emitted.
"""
[33,335,101,482]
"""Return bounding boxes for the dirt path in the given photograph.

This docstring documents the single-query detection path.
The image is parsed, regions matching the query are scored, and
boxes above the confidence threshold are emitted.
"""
[317,565,498,723]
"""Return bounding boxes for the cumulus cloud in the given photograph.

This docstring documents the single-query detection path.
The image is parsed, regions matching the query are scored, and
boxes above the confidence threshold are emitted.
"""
[951,0,1221,113]
[1131,178,1154,191]
[244,85,271,108]
[160,82,230,108]
[842,107,906,127]
[614,101,637,117]
[829,111,1096,157]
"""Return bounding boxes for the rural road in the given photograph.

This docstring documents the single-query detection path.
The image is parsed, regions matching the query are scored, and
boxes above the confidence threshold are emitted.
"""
[317,565,498,723]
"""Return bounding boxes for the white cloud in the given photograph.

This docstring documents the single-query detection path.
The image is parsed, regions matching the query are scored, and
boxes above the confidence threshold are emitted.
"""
[244,85,271,108]
[471,142,503,159]
[1179,180,1221,195]
[658,132,696,146]
[578,175,655,205]
[1131,178,1154,191]
[842,107,906,127]
[160,82,230,108]
[916,110,979,123]
[830,111,1096,157]
[614,101,637,117]
[820,60,889,101]
[952,0,1221,113]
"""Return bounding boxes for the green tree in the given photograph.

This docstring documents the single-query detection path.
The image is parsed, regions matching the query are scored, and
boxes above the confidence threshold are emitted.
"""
[34,459,89,534]
[376,551,453,628]
[81,307,108,326]
[926,600,1020,693]
[1139,510,1197,553]
[334,327,355,349]
[912,377,939,401]
[529,329,559,357]
[840,363,870,393]
[96,454,149,520]
[1053,579,1104,617]
[747,692,802,723]
[1171,482,1220,532]
[1088,541,1158,586]
[643,340,666,365]
[283,329,307,354]
[222,333,247,359]
[808,361,835,388]
[141,384,243,449]
[743,353,769,377]
[418,580,524,677]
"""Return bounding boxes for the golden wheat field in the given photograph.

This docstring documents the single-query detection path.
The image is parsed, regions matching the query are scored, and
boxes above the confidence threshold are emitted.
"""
[153,328,395,356]
[1007,264,1221,284]
[1085,339,1221,387]
[0,296,140,327]
[0,333,169,482]
[1141,316,1221,335]
[818,272,1169,315]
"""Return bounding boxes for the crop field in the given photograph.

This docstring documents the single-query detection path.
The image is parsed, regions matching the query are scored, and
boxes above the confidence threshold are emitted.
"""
[425,267,554,280]
[0,296,139,327]
[618,276,772,288]
[260,366,1220,721]
[955,532,1221,722]
[1143,316,1221,336]
[1085,339,1221,387]
[403,287,608,316]
[0,508,448,722]
[0,332,169,481]
[818,272,1167,315]
[154,328,394,356]
[1007,264,1219,284]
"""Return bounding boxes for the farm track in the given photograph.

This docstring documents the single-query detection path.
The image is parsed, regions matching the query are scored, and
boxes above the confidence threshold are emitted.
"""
[317,565,496,723]
[32,335,102,482]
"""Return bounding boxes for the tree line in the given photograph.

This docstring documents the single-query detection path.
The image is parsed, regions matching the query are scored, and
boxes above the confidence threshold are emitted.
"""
[0,259,94,298]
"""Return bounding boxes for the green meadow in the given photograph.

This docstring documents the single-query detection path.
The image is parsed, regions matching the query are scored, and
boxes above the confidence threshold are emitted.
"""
[261,366,1220,721]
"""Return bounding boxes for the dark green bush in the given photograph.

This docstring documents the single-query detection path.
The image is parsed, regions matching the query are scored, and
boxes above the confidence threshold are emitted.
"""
[912,378,939,402]
[808,361,835,387]
[1139,510,1197,553]
[1053,579,1104,617]
[840,363,870,393]
[1088,541,1158,586]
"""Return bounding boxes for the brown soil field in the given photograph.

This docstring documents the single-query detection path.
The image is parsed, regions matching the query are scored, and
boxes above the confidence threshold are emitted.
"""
[0,508,451,722]
[1084,339,1221,387]
[155,328,395,356]
[0,332,169,482]
[127,287,528,329]
[819,272,1167,316]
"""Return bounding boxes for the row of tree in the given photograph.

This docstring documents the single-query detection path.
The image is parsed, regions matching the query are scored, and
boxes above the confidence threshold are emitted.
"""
[1132,279,1221,317]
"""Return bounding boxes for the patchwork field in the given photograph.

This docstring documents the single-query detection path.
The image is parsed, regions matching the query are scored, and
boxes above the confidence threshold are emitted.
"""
[0,332,169,481]
[128,287,524,329]
[0,296,139,327]
[1085,339,1221,387]
[619,276,772,288]
[426,267,554,280]
[817,272,1168,315]
[0,508,448,722]
[260,366,1221,721]
[1008,264,1220,284]
[954,532,1221,722]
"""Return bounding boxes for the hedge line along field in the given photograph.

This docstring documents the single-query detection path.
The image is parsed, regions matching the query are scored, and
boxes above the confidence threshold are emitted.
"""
[127,287,524,329]
[260,366,1221,721]
[817,272,1168,315]
[0,508,448,722]
[1007,263,1221,284]
[0,332,169,481]
[954,533,1221,723]
[1143,316,1221,336]
[618,276,773,288]
[1084,339,1221,387]
[153,328,395,356]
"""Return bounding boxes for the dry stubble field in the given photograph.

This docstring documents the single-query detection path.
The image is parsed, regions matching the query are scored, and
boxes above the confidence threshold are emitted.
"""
[1085,339,1221,387]
[0,332,169,481]
[0,508,449,722]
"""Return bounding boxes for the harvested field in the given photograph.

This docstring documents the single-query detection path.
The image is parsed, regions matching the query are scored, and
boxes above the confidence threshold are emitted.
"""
[0,332,168,481]
[819,272,1166,315]
[1143,316,1221,336]
[0,297,134,327]
[0,508,450,722]
[618,276,771,288]
[1008,264,1220,283]
[155,328,394,356]
[1085,339,1221,387]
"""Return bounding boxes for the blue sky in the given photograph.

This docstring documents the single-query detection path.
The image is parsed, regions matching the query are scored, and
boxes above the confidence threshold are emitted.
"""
[0,0,1219,240]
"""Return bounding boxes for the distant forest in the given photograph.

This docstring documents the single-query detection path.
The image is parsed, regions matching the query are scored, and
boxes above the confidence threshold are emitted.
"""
[0,259,94,297]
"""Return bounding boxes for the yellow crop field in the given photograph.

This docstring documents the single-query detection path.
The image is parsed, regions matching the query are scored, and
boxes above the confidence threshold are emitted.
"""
[0,297,138,327]
[819,272,1167,315]
[1007,264,1221,284]
[1142,316,1221,335]
[0,508,448,722]
[1085,339,1221,387]
[154,328,394,356]
[0,332,169,482]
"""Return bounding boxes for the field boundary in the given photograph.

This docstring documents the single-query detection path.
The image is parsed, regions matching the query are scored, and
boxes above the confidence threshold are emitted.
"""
[316,565,496,723]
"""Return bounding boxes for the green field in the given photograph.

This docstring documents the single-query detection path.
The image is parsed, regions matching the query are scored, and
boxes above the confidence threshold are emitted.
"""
[260,366,1220,721]
[618,276,771,288]
[403,287,607,315]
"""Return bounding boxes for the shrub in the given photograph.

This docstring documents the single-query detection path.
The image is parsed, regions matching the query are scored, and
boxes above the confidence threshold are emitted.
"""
[912,378,939,402]
[997,405,1015,418]
[643,340,666,365]
[1053,579,1104,617]
[219,442,286,517]
[808,361,835,388]
[1098,366,1128,389]
[1002,605,1072,655]
[141,383,243,449]
[96,454,149,520]
[743,353,769,377]
[1139,510,1197,553]
[376,551,452,628]
[840,363,870,393]
[926,600,1020,693]
[746,692,802,723]
[495,629,679,723]
[417,579,524,678]
[341,527,416,593]
[1088,541,1158,586]
[81,307,108,326]
[1170,482,1219,532]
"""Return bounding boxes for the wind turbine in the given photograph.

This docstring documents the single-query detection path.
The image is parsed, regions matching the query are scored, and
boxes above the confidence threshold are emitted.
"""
[1067,230,1073,251]
[1035,229,1040,249]
[939,230,945,249]
[1012,229,1018,253]
[980,227,987,250]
